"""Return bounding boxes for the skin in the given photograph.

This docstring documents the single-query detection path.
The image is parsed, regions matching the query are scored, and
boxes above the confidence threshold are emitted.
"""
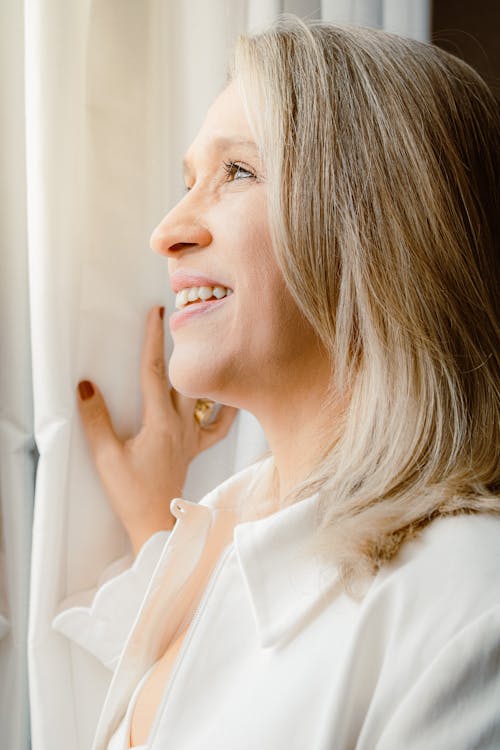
[77,81,334,556]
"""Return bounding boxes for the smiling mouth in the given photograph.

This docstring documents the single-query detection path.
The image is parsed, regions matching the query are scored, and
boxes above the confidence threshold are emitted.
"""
[184,296,218,306]
[175,286,233,310]
[169,291,233,331]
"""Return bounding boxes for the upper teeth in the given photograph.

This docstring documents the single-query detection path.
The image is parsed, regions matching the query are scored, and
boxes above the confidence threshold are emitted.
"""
[175,285,233,309]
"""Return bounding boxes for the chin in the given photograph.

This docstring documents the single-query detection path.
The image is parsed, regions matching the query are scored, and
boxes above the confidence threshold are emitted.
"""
[168,352,243,408]
[168,354,218,400]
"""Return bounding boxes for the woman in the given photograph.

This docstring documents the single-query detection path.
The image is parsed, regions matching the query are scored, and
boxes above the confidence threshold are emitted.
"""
[58,15,499,749]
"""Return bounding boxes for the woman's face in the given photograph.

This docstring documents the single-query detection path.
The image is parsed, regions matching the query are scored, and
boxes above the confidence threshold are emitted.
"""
[150,82,325,411]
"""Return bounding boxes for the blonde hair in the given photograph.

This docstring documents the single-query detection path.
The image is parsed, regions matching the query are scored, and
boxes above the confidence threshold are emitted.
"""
[229,16,500,590]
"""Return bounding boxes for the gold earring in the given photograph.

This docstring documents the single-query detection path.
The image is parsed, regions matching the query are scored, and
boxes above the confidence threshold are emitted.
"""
[194,398,220,428]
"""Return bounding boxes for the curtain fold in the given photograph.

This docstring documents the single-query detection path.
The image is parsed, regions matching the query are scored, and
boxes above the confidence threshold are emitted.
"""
[321,0,429,40]
[0,3,35,749]
[0,1,428,747]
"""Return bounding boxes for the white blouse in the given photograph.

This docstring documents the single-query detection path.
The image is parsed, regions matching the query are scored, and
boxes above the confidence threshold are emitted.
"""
[107,662,155,750]
[53,455,500,749]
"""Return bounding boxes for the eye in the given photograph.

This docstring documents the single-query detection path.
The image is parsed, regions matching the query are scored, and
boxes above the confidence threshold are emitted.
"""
[182,160,257,194]
[222,160,256,182]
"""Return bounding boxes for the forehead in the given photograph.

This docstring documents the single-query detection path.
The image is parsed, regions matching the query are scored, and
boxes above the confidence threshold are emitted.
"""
[183,82,258,173]
[204,82,252,132]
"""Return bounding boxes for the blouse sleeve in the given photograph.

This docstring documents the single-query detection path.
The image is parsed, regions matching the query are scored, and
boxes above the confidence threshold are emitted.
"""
[51,530,171,671]
[375,605,500,749]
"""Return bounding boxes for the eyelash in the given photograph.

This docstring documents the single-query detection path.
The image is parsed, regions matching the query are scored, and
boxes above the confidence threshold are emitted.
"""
[222,160,257,182]
[184,160,256,193]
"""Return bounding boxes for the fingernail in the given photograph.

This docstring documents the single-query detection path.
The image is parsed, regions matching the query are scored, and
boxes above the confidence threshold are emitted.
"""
[78,380,94,400]
[159,306,165,320]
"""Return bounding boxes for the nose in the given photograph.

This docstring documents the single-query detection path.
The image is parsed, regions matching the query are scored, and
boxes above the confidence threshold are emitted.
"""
[150,194,212,256]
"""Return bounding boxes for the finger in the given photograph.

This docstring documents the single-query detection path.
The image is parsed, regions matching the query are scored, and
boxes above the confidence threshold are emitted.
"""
[170,387,199,421]
[198,405,239,452]
[76,380,122,469]
[141,306,176,424]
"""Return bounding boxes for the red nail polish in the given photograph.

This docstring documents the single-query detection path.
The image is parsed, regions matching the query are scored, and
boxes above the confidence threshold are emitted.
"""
[78,380,94,400]
[159,306,165,320]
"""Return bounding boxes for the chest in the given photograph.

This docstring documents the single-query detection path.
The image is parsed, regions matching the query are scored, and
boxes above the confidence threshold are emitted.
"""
[129,629,187,747]
[127,515,239,747]
[127,551,362,750]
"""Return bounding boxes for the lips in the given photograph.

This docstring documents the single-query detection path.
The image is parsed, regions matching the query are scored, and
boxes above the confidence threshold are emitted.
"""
[168,293,233,332]
[170,270,232,294]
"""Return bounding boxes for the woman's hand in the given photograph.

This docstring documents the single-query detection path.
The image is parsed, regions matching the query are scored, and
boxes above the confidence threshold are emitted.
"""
[76,305,238,556]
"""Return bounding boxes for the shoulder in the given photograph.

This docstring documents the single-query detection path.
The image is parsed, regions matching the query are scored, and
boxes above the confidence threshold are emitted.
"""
[361,512,500,661]
[357,514,500,747]
[375,512,500,607]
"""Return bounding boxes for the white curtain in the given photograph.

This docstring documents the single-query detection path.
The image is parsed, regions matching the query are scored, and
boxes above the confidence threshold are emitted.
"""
[321,0,430,40]
[0,3,35,750]
[0,1,428,747]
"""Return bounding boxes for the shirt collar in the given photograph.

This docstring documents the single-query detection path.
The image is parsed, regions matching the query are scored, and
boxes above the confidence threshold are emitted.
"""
[199,455,341,648]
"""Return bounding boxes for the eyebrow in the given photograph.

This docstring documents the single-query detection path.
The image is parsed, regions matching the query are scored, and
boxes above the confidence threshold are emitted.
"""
[182,137,259,178]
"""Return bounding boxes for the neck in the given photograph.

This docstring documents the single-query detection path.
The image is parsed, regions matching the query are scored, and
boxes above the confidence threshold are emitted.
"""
[253,366,340,506]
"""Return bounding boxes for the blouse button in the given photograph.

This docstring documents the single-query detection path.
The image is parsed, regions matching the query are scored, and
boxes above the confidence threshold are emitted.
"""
[170,497,201,520]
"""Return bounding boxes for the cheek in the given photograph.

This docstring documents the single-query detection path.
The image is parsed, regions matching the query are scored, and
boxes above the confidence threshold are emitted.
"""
[226,230,299,341]
[242,274,306,360]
